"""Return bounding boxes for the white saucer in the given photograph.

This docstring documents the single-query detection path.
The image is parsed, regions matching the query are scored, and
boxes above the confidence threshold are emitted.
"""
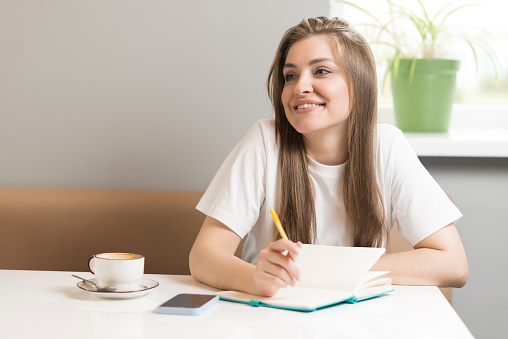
[77,278,159,299]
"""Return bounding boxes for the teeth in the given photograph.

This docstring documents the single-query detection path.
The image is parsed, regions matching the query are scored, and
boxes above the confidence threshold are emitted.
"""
[296,103,322,109]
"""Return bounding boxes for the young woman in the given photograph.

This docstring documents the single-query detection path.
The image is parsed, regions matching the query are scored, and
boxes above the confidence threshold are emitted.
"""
[189,17,468,297]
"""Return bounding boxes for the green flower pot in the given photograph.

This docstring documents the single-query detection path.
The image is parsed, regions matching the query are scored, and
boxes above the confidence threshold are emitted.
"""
[391,59,460,133]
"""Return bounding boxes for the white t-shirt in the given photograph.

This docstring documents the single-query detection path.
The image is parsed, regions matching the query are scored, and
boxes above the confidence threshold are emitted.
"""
[197,119,462,263]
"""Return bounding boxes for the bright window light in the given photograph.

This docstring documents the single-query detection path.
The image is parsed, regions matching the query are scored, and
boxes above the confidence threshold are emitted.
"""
[331,0,508,105]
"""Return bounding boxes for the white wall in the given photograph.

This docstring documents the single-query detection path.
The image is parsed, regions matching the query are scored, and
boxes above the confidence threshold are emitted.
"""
[0,0,330,190]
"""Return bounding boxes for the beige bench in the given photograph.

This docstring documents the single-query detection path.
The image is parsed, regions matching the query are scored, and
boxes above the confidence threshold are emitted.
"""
[0,188,207,274]
[0,187,451,302]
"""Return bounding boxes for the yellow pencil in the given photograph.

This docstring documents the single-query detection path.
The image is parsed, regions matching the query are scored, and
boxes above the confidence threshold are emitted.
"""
[270,209,288,240]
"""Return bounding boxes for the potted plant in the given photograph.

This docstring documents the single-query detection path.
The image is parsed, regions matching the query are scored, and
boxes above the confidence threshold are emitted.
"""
[336,0,500,132]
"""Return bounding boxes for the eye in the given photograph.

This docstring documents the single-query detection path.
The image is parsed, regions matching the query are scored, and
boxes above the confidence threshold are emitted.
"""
[315,68,331,75]
[284,73,297,82]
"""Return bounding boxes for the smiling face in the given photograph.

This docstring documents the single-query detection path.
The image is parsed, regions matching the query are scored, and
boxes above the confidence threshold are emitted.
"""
[281,35,350,140]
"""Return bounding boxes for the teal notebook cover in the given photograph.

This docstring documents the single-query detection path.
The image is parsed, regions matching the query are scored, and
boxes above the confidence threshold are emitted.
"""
[219,287,394,312]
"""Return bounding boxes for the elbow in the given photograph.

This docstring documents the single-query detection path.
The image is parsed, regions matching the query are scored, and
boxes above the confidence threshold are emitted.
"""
[446,260,469,288]
[188,246,203,283]
[189,245,214,287]
[453,251,469,288]
[453,264,469,288]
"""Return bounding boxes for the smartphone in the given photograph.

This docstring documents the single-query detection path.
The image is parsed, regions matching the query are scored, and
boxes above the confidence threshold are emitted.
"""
[156,293,219,315]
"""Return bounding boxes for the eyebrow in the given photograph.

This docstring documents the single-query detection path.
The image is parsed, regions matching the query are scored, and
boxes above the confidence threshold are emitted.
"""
[283,57,337,69]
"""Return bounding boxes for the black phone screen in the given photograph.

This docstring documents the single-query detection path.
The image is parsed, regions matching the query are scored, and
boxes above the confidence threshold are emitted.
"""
[160,294,217,308]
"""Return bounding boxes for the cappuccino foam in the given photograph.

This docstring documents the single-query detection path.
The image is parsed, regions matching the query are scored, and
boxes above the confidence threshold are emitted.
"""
[95,253,143,260]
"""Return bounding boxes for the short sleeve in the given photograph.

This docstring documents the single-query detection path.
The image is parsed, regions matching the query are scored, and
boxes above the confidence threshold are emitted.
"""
[385,127,462,246]
[196,121,269,238]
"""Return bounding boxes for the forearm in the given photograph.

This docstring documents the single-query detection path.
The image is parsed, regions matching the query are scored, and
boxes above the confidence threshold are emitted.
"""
[372,224,468,288]
[189,245,258,294]
[372,248,468,287]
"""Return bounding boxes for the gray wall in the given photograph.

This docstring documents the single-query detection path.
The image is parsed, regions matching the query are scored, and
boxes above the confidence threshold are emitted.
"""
[420,157,508,339]
[1,1,506,338]
[0,0,329,190]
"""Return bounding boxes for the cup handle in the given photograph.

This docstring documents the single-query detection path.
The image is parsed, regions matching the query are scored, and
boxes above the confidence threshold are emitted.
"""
[88,256,96,274]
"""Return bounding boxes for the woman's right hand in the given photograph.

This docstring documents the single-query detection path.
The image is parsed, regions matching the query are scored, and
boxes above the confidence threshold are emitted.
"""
[253,239,302,297]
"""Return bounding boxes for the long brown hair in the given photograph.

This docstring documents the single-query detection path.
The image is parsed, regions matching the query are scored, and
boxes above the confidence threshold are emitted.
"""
[267,17,387,247]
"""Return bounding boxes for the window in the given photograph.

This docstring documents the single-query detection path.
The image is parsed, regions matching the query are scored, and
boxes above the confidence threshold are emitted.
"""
[331,0,508,105]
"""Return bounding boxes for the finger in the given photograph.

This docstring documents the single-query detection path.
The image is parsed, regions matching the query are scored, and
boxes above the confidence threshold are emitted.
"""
[269,239,302,257]
[255,270,287,289]
[254,254,290,289]
[256,248,298,285]
[268,240,303,282]
[259,251,301,285]
[260,261,297,286]
[269,253,301,282]
[253,271,286,297]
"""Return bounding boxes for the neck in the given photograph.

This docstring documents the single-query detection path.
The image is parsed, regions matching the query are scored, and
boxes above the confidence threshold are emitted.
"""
[303,131,347,166]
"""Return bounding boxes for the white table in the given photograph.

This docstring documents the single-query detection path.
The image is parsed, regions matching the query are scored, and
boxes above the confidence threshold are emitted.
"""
[0,270,473,339]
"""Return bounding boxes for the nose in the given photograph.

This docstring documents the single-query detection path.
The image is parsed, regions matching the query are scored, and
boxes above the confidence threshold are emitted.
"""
[294,73,313,95]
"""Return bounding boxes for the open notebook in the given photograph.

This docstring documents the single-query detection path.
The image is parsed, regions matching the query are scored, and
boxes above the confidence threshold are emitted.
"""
[218,245,393,312]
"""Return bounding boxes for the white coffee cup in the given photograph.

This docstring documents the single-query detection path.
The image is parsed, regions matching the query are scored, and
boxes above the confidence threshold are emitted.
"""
[88,253,144,291]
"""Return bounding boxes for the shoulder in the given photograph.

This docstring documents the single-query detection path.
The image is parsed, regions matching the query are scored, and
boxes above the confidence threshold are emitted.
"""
[241,119,276,149]
[374,124,419,176]
[225,119,277,163]
[375,124,411,154]
[252,119,276,138]
[376,123,404,143]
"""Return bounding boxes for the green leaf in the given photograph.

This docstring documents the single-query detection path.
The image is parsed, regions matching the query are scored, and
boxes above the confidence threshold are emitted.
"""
[392,49,401,79]
[436,4,477,33]
[409,58,417,85]
[463,36,479,75]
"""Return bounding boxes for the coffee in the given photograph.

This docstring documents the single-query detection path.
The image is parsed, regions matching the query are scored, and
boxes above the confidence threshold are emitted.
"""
[96,253,142,260]
[89,252,145,291]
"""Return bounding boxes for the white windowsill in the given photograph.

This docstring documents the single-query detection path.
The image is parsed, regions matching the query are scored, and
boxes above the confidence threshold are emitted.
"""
[378,104,508,158]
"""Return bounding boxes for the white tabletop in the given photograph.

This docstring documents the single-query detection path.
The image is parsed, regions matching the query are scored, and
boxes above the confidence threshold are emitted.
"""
[0,270,473,339]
